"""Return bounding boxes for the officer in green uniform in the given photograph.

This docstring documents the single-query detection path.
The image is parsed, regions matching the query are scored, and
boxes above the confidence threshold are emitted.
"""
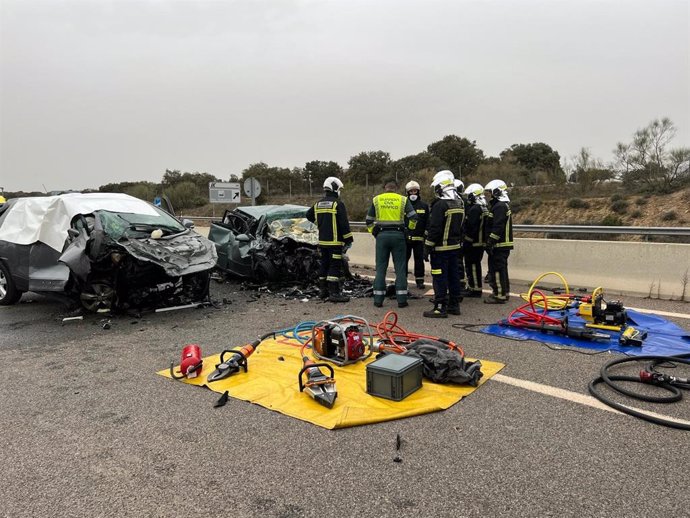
[366,179,418,308]
[306,176,353,303]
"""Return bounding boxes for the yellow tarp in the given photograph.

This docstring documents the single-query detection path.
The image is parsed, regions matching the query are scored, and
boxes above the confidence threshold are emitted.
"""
[158,337,504,429]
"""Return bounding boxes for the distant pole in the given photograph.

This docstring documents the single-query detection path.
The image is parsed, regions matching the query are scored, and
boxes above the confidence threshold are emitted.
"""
[365,174,368,191]
[309,174,312,196]
[289,179,292,200]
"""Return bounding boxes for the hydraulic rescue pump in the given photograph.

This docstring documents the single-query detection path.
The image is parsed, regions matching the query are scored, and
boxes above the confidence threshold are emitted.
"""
[578,287,627,331]
[311,316,373,366]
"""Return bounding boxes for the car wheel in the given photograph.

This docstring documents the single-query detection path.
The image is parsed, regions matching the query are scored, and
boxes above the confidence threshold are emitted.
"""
[80,282,115,312]
[0,261,23,305]
[255,260,276,283]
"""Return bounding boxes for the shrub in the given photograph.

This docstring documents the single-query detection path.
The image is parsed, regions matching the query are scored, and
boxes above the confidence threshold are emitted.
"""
[661,210,677,221]
[522,218,535,225]
[510,199,526,214]
[611,200,628,214]
[531,199,543,208]
[567,198,590,209]
[601,215,624,226]
[635,197,648,206]
[610,193,624,202]
[630,209,643,219]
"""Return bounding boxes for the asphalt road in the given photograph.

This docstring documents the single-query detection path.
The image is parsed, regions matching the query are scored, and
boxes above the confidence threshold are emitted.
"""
[1,275,689,518]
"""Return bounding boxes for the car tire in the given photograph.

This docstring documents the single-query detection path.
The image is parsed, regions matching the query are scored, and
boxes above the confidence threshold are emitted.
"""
[0,261,23,305]
[79,282,115,312]
[255,260,276,283]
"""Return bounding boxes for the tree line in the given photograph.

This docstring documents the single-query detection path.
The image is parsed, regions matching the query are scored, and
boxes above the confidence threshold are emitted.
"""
[5,118,685,210]
[96,135,573,210]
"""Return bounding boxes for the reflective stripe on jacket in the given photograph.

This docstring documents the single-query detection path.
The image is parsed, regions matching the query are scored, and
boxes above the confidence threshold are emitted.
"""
[424,198,465,251]
[407,197,429,241]
[305,192,353,247]
[464,203,488,248]
[486,199,513,249]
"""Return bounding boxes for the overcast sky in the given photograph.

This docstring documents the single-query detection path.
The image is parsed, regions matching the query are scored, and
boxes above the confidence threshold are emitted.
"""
[1,0,688,192]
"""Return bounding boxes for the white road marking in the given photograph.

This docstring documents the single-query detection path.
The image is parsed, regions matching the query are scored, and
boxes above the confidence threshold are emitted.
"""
[626,306,690,320]
[492,373,619,413]
[492,373,690,426]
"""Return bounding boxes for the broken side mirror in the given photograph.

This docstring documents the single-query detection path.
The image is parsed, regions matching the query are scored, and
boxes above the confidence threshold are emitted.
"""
[236,234,251,243]
[181,218,194,229]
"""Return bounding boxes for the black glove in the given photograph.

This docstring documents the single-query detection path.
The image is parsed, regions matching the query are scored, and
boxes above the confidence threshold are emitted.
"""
[485,239,496,253]
[343,242,352,253]
[423,245,431,262]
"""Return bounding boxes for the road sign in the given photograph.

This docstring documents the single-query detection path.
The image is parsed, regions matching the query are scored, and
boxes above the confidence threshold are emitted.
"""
[243,177,261,206]
[209,182,241,204]
[153,196,162,207]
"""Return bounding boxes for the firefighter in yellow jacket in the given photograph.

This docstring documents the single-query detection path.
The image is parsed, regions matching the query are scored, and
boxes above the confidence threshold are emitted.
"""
[366,179,418,308]
[306,177,353,303]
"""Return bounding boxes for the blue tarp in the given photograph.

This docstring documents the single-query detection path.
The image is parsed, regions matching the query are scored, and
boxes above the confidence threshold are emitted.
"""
[482,308,690,356]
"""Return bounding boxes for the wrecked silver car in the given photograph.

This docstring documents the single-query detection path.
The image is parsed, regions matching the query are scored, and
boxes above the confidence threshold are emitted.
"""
[208,205,322,282]
[0,193,217,311]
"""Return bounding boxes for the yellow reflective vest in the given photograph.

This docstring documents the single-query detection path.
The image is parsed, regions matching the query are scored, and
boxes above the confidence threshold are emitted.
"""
[365,192,418,234]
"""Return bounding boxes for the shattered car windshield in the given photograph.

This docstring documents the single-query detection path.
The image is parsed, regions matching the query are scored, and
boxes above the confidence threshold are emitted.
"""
[98,207,186,239]
[267,218,318,245]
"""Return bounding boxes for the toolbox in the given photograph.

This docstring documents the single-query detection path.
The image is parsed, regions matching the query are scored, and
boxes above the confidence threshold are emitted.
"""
[366,354,423,401]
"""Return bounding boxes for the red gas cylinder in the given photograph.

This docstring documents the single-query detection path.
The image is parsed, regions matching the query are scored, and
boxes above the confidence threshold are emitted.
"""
[180,344,203,378]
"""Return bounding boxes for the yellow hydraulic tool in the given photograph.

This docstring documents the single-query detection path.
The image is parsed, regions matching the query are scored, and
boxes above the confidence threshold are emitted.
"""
[578,287,627,331]
[619,326,647,347]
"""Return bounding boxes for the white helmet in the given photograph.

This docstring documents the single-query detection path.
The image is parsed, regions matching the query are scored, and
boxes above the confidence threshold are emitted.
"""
[431,170,456,197]
[484,179,509,202]
[431,170,455,197]
[453,179,465,192]
[323,176,344,195]
[464,183,486,205]
[405,180,420,193]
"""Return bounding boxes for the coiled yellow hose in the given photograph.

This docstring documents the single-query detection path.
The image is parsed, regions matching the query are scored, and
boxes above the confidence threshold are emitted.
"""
[520,271,574,310]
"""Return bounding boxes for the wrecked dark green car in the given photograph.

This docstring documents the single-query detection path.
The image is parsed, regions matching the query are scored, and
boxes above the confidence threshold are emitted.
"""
[208,205,321,282]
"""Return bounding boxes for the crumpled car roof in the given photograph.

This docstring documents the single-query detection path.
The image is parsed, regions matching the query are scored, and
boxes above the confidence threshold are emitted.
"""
[236,204,309,222]
[0,193,162,252]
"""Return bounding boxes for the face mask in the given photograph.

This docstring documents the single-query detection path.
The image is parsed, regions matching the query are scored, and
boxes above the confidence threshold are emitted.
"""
[409,194,418,201]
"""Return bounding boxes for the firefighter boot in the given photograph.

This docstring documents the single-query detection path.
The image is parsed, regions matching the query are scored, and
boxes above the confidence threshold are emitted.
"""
[423,303,448,318]
[447,297,461,315]
[328,281,350,303]
[318,279,329,300]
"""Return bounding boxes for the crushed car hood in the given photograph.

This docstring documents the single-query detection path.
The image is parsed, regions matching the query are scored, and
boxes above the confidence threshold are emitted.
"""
[0,193,161,252]
[120,232,217,277]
